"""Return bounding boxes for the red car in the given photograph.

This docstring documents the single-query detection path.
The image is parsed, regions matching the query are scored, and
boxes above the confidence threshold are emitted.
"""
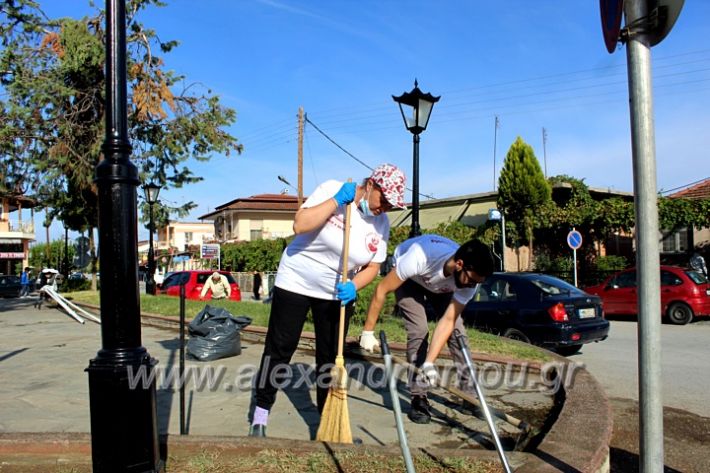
[157,270,242,301]
[584,265,710,325]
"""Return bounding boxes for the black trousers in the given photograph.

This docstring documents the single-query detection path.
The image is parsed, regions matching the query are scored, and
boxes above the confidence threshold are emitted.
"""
[254,286,353,414]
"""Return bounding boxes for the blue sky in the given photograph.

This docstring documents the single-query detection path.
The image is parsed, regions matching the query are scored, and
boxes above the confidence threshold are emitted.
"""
[39,1,710,240]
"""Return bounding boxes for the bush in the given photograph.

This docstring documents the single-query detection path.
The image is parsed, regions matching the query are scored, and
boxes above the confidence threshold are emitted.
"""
[594,255,628,272]
[534,253,573,272]
[352,276,397,325]
[61,278,92,292]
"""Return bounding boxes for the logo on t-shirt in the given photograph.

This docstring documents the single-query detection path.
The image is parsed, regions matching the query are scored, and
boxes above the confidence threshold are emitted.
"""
[366,232,380,253]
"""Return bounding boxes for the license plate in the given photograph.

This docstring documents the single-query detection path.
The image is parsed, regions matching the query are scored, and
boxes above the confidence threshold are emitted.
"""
[578,307,596,318]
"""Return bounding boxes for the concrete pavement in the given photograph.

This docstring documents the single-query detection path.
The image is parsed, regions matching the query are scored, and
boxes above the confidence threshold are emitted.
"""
[0,297,613,472]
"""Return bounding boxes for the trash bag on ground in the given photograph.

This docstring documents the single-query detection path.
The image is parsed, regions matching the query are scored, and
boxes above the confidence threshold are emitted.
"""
[186,305,252,362]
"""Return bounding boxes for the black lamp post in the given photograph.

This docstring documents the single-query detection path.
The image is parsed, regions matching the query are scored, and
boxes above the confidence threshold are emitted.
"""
[86,1,161,471]
[143,182,161,295]
[393,80,439,238]
[488,208,506,272]
[63,225,70,276]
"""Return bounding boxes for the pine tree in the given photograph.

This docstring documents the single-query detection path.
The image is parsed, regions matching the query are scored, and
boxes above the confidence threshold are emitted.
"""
[497,136,551,269]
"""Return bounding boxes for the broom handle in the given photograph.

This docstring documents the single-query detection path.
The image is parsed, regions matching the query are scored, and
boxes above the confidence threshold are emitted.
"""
[337,182,352,358]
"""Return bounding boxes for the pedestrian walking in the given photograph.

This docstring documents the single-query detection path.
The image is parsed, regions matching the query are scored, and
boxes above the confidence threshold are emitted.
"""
[253,271,262,301]
[20,267,31,298]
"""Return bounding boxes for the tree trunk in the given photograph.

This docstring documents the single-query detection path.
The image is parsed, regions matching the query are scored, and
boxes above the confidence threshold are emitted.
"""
[89,228,98,291]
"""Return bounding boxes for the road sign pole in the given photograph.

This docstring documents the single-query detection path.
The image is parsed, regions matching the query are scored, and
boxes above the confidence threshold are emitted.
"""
[625,1,665,471]
[573,248,578,287]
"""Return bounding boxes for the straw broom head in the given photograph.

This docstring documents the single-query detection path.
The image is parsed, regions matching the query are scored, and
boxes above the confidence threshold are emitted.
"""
[315,354,352,443]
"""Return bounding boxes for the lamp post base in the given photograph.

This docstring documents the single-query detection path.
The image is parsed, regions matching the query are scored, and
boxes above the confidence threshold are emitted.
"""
[86,349,163,472]
[146,279,156,295]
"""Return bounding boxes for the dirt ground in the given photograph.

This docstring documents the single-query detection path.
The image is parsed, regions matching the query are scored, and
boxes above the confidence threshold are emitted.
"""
[609,397,710,473]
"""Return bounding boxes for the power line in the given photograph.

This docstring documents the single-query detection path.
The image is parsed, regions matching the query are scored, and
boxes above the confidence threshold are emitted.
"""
[304,116,435,199]
[304,115,374,171]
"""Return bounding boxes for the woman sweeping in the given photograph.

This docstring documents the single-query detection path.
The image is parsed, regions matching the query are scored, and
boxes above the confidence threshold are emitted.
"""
[249,163,406,438]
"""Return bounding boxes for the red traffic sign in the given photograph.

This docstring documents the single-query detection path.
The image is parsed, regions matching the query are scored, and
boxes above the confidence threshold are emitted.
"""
[600,0,625,53]
[567,230,583,250]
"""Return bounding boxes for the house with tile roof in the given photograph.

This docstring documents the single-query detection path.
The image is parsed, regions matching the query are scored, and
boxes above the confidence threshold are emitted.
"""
[665,178,710,263]
[198,192,301,243]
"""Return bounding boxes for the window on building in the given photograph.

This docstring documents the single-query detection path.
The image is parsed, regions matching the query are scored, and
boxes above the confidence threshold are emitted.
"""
[250,219,263,241]
[661,228,688,253]
[184,232,193,243]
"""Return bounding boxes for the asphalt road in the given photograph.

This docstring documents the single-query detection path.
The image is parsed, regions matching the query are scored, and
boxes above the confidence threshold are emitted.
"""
[570,317,710,417]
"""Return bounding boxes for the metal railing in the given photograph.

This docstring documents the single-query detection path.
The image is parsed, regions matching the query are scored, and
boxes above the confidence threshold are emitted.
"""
[4,220,35,233]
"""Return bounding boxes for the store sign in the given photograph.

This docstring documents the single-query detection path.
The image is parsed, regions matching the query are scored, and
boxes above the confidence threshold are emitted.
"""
[0,252,25,258]
[201,244,220,259]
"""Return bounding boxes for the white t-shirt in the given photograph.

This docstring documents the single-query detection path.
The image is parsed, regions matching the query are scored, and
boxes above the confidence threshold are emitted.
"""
[275,180,390,300]
[394,235,477,305]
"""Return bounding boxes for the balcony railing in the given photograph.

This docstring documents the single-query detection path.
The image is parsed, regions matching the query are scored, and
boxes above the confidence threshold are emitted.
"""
[0,219,35,234]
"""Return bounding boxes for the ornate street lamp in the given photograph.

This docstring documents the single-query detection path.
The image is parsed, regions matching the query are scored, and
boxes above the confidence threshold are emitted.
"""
[393,80,440,238]
[143,181,161,295]
[86,1,161,470]
[488,208,506,272]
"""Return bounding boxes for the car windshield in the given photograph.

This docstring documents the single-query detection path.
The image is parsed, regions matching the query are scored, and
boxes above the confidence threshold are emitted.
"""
[530,275,580,295]
[685,270,708,285]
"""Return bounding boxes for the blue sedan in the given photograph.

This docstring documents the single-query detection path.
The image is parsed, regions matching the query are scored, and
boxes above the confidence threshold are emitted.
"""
[462,272,610,356]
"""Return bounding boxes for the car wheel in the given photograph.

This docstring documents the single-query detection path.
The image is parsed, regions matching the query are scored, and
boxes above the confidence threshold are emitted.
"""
[556,345,583,356]
[502,328,531,344]
[666,302,693,325]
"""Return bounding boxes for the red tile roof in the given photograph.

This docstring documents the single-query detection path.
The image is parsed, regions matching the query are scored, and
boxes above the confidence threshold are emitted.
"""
[199,193,303,219]
[668,178,710,200]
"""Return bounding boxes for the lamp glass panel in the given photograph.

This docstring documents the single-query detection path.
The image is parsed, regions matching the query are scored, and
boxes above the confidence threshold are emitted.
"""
[399,102,416,129]
[145,184,161,203]
[417,100,434,128]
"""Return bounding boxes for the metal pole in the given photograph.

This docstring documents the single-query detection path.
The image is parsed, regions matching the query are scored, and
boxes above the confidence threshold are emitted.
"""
[500,213,506,272]
[410,134,421,238]
[379,331,415,473]
[573,248,578,287]
[63,226,69,276]
[625,1,664,471]
[179,283,186,435]
[86,1,161,471]
[146,204,156,295]
[454,331,512,473]
[493,115,499,191]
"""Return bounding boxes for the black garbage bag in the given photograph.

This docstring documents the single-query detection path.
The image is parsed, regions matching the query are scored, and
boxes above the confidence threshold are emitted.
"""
[186,305,252,362]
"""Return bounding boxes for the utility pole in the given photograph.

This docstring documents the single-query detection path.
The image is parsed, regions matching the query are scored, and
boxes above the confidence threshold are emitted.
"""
[493,115,499,191]
[297,107,304,207]
[542,127,548,178]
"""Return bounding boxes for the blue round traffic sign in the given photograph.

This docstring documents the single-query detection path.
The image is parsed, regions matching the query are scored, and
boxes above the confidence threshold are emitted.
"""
[567,230,583,250]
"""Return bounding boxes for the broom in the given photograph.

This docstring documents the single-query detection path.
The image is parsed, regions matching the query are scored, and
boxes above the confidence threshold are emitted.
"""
[316,190,353,444]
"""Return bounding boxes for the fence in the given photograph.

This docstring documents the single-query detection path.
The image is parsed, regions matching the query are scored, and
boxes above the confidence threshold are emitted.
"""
[230,271,277,299]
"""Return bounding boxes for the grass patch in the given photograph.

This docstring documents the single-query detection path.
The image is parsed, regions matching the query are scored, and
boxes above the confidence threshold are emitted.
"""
[165,448,503,473]
[67,290,550,362]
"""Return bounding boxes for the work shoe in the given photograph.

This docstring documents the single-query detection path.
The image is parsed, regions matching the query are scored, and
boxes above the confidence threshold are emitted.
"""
[408,395,431,424]
[249,424,266,437]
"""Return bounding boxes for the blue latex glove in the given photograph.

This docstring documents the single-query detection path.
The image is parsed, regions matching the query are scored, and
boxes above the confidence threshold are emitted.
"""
[333,182,356,206]
[336,281,357,305]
